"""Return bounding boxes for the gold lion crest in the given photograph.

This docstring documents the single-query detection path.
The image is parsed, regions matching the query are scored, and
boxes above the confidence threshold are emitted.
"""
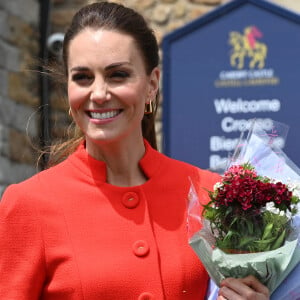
[229,26,268,69]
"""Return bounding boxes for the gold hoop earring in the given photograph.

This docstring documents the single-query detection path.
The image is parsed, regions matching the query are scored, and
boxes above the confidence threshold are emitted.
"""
[144,100,153,115]
[68,108,72,117]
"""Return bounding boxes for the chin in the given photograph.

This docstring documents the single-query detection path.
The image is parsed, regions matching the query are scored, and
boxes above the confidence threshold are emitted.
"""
[85,133,122,145]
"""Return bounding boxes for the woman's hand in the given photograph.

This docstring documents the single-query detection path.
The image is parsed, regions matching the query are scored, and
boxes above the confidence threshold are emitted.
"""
[217,275,270,300]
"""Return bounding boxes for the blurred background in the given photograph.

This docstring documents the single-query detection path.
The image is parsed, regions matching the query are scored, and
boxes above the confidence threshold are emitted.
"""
[0,0,299,193]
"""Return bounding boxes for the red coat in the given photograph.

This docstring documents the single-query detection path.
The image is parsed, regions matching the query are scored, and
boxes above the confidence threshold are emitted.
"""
[0,141,220,299]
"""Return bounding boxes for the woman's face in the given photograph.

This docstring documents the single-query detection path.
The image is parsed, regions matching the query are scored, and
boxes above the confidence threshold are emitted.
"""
[67,28,159,149]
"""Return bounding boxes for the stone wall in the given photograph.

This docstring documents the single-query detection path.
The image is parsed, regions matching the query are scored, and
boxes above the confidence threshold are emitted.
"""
[0,0,39,193]
[0,0,300,191]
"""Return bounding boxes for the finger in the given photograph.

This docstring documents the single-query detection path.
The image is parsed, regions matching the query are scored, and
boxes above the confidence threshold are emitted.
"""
[219,284,244,300]
[221,277,252,295]
[220,277,269,299]
[240,276,270,297]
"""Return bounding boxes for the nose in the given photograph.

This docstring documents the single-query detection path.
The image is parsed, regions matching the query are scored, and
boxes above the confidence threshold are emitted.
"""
[90,78,110,103]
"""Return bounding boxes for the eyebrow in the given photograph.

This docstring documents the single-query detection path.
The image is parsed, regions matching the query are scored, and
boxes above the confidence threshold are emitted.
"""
[105,62,130,70]
[70,62,131,73]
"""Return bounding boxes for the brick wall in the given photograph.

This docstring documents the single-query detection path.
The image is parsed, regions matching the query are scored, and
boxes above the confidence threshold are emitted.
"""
[0,0,299,190]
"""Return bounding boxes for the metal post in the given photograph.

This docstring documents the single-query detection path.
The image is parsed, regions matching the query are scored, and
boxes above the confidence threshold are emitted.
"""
[39,0,51,168]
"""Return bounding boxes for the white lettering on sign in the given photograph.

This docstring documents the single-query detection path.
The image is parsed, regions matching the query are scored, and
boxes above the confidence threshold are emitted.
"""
[210,135,285,152]
[210,136,240,152]
[209,155,228,171]
[214,98,280,114]
[219,69,274,80]
[220,70,248,80]
[208,91,282,172]
[221,117,274,133]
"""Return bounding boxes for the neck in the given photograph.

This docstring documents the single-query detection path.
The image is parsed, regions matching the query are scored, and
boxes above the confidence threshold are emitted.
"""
[85,134,147,187]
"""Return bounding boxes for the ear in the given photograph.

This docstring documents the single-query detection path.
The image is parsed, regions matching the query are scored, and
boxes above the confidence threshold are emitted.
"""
[147,67,160,102]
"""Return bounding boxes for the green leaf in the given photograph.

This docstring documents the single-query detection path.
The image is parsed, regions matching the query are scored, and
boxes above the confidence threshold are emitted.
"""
[246,220,254,235]
[271,229,286,250]
[261,223,273,240]
[239,236,256,248]
[223,230,238,242]
[255,236,276,245]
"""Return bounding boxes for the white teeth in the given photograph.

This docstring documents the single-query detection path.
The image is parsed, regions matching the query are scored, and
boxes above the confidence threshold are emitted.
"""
[90,110,119,120]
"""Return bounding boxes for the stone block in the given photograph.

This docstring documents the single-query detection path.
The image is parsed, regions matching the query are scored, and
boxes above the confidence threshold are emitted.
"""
[189,0,221,4]
[107,0,124,4]
[51,91,69,111]
[0,123,9,157]
[0,40,20,71]
[135,0,156,10]
[188,6,211,21]
[0,155,37,185]
[172,2,187,18]
[0,68,8,96]
[8,71,39,106]
[52,0,65,4]
[0,9,9,40]
[51,8,78,28]
[0,0,39,24]
[166,20,185,33]
[0,96,38,137]
[7,15,39,51]
[50,110,71,139]
[9,128,37,164]
[153,5,171,24]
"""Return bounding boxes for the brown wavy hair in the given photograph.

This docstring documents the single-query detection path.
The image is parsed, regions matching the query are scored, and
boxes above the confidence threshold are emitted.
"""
[46,1,160,167]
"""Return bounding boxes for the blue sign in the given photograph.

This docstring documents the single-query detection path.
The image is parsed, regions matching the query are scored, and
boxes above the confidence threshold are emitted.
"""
[162,0,300,172]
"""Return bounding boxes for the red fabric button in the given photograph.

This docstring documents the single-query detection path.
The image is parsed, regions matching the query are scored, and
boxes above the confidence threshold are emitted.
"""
[132,240,150,257]
[122,192,140,208]
[138,292,155,300]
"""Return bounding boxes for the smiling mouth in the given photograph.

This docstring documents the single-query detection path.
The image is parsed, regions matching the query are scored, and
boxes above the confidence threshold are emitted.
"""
[88,110,122,120]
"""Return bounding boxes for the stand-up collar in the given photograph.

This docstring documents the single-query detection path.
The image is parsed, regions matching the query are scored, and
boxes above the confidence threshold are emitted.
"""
[68,139,164,184]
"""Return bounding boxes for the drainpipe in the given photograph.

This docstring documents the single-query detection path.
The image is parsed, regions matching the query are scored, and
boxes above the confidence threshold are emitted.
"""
[39,0,51,168]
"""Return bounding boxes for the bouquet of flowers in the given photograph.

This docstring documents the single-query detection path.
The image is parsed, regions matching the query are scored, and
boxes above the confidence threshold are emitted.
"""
[187,120,300,295]
[204,162,299,254]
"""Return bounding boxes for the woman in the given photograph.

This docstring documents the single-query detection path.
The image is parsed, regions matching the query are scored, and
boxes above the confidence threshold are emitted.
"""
[0,2,269,299]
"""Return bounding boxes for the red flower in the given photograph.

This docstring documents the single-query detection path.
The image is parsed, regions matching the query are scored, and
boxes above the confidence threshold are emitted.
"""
[214,164,292,211]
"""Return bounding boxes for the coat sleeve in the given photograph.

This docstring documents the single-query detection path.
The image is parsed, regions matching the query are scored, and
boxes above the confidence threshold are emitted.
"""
[0,184,46,299]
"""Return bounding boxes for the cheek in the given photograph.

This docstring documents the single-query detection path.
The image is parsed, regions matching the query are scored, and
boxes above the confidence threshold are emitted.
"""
[68,84,86,110]
[117,83,147,107]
